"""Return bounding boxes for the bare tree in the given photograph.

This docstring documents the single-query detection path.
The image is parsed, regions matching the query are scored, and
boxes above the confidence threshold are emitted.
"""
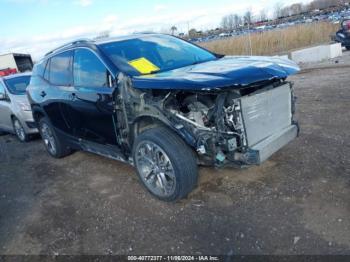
[274,2,284,19]
[188,28,198,38]
[281,6,292,17]
[260,9,267,21]
[290,3,303,15]
[234,14,241,29]
[227,14,235,31]
[170,26,177,35]
[222,13,243,31]
[221,16,229,31]
[311,0,337,9]
[244,10,253,25]
[244,9,253,56]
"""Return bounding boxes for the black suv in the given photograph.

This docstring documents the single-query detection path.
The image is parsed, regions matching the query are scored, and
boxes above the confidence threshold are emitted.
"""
[334,18,350,50]
[27,34,300,201]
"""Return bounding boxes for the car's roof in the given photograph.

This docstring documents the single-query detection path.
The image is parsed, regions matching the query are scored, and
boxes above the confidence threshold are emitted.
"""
[95,33,163,45]
[1,72,32,81]
[42,33,169,60]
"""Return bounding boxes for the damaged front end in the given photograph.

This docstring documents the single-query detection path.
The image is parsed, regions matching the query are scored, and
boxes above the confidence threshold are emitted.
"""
[161,80,299,167]
[117,74,299,168]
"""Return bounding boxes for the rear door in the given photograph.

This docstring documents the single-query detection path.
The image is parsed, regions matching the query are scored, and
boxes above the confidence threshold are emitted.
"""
[0,81,12,131]
[42,51,75,136]
[67,48,117,145]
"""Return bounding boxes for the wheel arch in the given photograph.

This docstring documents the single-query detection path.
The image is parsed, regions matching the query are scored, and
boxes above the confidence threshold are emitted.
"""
[130,114,197,150]
[131,115,169,145]
[31,106,46,122]
[10,114,17,121]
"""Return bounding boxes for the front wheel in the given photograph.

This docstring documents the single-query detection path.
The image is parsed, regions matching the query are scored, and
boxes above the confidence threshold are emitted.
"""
[38,117,71,158]
[133,127,198,202]
[12,117,29,142]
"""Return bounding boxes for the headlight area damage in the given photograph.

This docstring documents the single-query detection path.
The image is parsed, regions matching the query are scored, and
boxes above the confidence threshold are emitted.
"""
[115,74,299,168]
[167,81,298,167]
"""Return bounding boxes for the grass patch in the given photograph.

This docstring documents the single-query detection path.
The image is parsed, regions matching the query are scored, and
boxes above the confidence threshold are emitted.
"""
[200,22,339,56]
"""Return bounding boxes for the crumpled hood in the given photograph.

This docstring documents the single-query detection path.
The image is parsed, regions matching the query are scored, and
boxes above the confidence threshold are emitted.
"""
[131,56,300,90]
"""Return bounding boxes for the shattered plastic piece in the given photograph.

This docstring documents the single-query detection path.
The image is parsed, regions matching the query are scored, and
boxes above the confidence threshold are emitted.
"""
[197,145,206,155]
[216,151,226,162]
[228,138,237,151]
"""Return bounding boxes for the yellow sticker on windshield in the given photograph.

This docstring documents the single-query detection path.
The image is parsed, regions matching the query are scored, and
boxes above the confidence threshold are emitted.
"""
[128,57,160,74]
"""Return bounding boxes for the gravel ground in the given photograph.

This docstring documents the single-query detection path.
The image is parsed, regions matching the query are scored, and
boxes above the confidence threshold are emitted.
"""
[0,52,349,256]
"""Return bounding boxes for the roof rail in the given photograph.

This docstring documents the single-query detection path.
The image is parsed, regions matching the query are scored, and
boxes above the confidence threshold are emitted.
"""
[44,38,94,57]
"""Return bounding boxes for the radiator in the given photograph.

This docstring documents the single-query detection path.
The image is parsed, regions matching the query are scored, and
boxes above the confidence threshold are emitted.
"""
[240,84,293,147]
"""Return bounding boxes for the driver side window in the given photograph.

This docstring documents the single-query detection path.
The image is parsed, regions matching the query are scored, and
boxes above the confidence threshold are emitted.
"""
[73,49,109,87]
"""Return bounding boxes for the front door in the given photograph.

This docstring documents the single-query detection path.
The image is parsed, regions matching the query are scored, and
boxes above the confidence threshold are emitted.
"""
[67,48,117,145]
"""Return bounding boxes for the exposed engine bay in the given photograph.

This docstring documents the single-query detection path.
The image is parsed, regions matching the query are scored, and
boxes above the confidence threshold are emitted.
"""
[116,75,298,167]
[165,81,297,166]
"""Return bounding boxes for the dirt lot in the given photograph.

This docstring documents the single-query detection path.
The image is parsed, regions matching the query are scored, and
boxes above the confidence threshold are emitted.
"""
[1,53,350,256]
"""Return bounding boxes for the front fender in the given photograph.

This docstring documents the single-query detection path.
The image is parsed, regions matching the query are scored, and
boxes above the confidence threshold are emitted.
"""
[131,114,197,148]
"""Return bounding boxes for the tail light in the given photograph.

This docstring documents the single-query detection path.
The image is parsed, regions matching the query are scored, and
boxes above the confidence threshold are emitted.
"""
[0,68,17,77]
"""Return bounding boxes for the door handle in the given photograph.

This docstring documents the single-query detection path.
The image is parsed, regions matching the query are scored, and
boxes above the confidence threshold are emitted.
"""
[40,91,47,97]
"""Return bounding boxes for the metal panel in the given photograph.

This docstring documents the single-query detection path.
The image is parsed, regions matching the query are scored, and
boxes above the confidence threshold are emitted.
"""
[252,125,298,164]
[0,54,17,71]
[241,84,292,147]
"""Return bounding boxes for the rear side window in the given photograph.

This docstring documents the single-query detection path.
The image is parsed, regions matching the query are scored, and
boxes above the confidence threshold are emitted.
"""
[49,51,73,86]
[0,82,5,94]
[4,76,31,95]
[73,49,109,87]
[44,59,50,81]
[32,60,47,77]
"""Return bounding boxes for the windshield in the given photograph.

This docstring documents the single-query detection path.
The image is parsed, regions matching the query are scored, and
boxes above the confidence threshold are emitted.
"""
[99,35,217,75]
[4,76,31,95]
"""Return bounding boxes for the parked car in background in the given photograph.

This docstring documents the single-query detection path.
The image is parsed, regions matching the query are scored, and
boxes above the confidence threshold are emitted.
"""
[0,73,38,141]
[27,34,300,201]
[334,18,350,50]
[0,68,17,77]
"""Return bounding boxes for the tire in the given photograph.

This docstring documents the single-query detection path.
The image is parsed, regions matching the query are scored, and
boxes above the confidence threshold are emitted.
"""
[133,127,198,202]
[38,117,71,158]
[346,46,350,51]
[12,117,29,142]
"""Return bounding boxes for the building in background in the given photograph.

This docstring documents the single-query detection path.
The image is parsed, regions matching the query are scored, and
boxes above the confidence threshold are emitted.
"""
[0,53,33,76]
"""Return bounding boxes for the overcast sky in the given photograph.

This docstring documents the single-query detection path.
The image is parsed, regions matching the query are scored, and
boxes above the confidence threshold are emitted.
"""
[0,0,312,60]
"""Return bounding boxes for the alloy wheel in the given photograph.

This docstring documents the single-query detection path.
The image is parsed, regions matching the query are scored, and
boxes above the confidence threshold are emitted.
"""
[41,123,57,155]
[135,141,176,198]
[13,119,26,142]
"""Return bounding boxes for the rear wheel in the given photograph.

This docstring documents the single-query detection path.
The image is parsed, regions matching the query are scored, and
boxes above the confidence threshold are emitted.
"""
[346,46,350,51]
[133,127,198,202]
[12,117,29,142]
[38,117,71,158]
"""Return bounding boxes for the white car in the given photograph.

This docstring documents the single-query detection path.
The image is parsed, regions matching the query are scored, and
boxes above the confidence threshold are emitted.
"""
[0,73,38,142]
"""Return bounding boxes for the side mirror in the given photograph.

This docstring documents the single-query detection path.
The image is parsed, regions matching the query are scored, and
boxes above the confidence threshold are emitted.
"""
[0,93,6,100]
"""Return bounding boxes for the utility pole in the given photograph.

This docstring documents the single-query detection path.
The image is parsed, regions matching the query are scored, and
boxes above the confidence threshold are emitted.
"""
[245,15,253,56]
